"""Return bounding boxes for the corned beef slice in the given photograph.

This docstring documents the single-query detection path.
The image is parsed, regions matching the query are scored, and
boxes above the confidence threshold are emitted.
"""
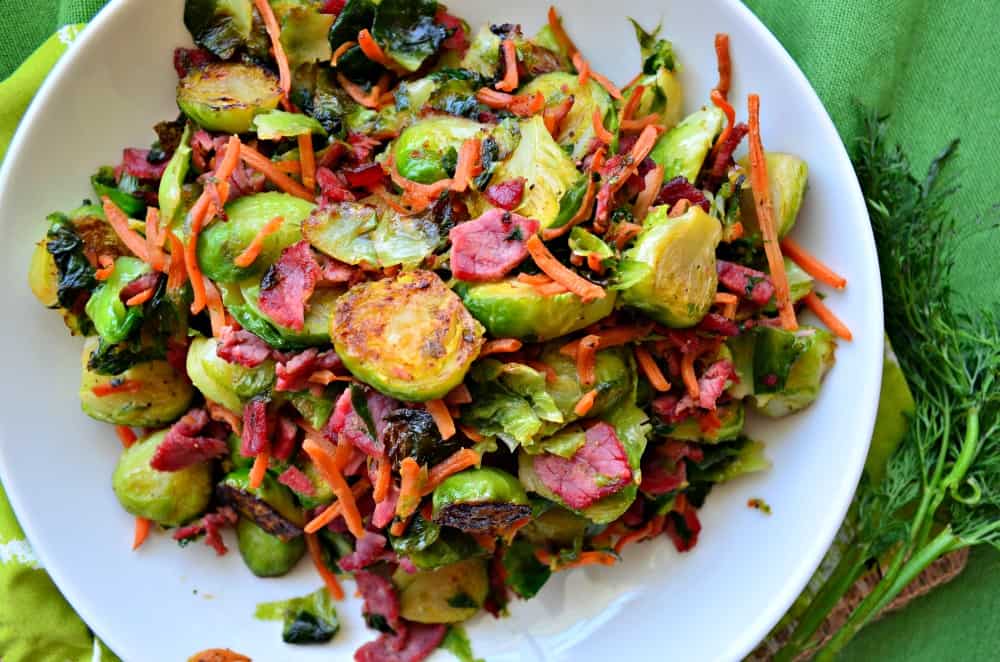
[449,209,539,282]
[534,422,632,509]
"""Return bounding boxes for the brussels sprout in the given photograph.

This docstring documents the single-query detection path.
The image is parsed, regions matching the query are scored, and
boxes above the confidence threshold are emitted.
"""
[518,504,588,547]
[91,166,146,218]
[752,325,836,417]
[383,407,464,468]
[218,468,306,540]
[648,107,725,183]
[177,62,282,134]
[331,271,484,401]
[84,257,150,344]
[454,278,616,342]
[459,25,502,77]
[487,115,582,229]
[28,240,60,308]
[431,468,531,532]
[288,390,336,431]
[371,0,447,73]
[725,332,756,400]
[520,72,615,161]
[252,109,327,140]
[688,437,771,484]
[183,0,253,59]
[237,279,344,346]
[737,152,809,241]
[620,205,722,327]
[186,336,275,412]
[277,4,334,68]
[390,117,486,184]
[290,456,335,509]
[302,202,378,266]
[236,517,306,577]
[501,538,552,599]
[198,192,315,282]
[112,429,213,526]
[80,337,194,427]
[622,19,683,130]
[158,123,193,230]
[537,343,635,424]
[395,559,489,624]
[666,401,745,443]
[255,587,340,644]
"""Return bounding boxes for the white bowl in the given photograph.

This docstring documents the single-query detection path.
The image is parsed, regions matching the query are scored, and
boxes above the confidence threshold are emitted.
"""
[0,1,882,660]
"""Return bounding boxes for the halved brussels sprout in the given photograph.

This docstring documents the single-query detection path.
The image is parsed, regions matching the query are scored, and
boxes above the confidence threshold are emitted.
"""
[112,429,212,526]
[453,278,616,342]
[28,240,59,308]
[395,559,489,624]
[518,504,588,547]
[290,455,335,509]
[331,271,484,401]
[487,115,582,229]
[536,343,635,424]
[277,3,334,68]
[186,335,275,413]
[219,468,306,539]
[183,0,253,60]
[737,152,809,241]
[237,517,307,577]
[80,337,194,427]
[666,401,745,443]
[520,72,615,161]
[237,279,344,346]
[459,25,501,77]
[177,62,282,134]
[648,106,725,183]
[763,257,814,312]
[725,332,756,400]
[390,116,486,184]
[752,325,836,417]
[621,19,683,130]
[198,192,315,283]
[252,109,327,140]
[432,468,531,532]
[620,205,722,327]
[84,257,150,344]
[302,202,379,266]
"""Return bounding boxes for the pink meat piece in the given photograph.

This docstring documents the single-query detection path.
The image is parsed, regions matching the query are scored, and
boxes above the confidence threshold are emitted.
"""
[278,466,315,496]
[240,398,272,457]
[716,260,775,305]
[216,325,272,368]
[698,360,736,410]
[258,241,322,331]
[149,409,228,471]
[449,209,539,282]
[533,422,632,510]
[355,624,448,662]
[338,531,391,572]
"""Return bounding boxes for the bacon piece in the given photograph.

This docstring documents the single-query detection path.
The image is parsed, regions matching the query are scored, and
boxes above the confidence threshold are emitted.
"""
[316,254,359,286]
[703,122,749,190]
[172,506,238,555]
[150,409,228,471]
[272,416,300,460]
[355,623,448,662]
[483,178,526,211]
[347,132,382,165]
[258,241,322,331]
[326,389,383,457]
[119,272,162,304]
[716,260,776,305]
[240,398,272,457]
[641,442,705,496]
[278,466,315,496]
[449,209,539,282]
[216,325,272,368]
[665,497,702,552]
[697,313,740,337]
[317,168,356,204]
[173,47,214,78]
[436,9,469,54]
[119,148,168,181]
[697,360,736,410]
[338,531,392,572]
[319,0,346,14]
[354,570,405,636]
[344,163,386,189]
[275,348,343,392]
[651,394,693,425]
[372,483,400,529]
[533,422,632,510]
[654,176,710,211]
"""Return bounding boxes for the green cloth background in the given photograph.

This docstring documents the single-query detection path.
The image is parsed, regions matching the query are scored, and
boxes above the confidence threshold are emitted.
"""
[0,1,997,661]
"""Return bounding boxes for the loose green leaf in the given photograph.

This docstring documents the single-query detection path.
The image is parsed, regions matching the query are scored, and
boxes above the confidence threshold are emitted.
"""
[372,0,447,73]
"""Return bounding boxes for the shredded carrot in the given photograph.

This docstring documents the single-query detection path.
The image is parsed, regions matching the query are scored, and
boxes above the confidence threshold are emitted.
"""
[132,517,151,551]
[803,292,853,341]
[254,0,290,103]
[480,338,523,356]
[298,134,316,192]
[373,458,392,503]
[248,450,270,489]
[475,88,544,117]
[303,478,371,534]
[206,400,242,436]
[592,109,614,144]
[709,89,736,162]
[547,6,578,58]
[573,53,622,100]
[669,199,691,218]
[125,287,155,307]
[611,222,643,250]
[306,533,345,600]
[233,216,284,268]
[632,163,665,222]
[331,40,356,66]
[535,281,572,296]
[307,370,353,386]
[621,114,661,131]
[241,145,316,201]
[516,273,554,286]
[714,33,732,98]
[525,360,558,383]
[601,125,659,201]
[574,52,590,86]
[457,424,485,442]
[559,324,652,357]
[116,425,138,448]
[91,380,143,397]
[337,72,381,109]
[101,197,149,262]
[215,135,242,200]
[303,438,366,539]
[472,532,497,554]
[589,521,626,549]
[145,207,167,272]
[203,279,226,338]
[543,95,575,137]
[165,230,187,291]
[722,301,738,319]
[372,185,414,215]
[725,221,745,242]
[576,334,599,387]
[779,238,847,289]
[614,516,665,554]
[357,29,402,72]
[425,399,456,440]
[542,148,606,240]
[586,253,604,274]
[444,384,473,406]
[748,94,797,330]
[186,194,214,314]
[496,39,519,91]
[621,84,645,123]
[424,448,481,494]
[574,388,599,416]
[537,549,617,570]
[525,234,605,302]
[387,157,452,202]
[389,517,410,537]
[450,139,482,193]
[681,350,701,400]
[396,457,425,519]
[714,292,739,305]
[95,256,115,281]
[635,346,671,392]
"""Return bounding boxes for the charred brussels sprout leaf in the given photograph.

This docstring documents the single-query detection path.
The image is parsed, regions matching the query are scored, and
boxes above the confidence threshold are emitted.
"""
[183,0,253,60]
[91,166,145,218]
[218,468,305,541]
[502,539,551,599]
[328,0,375,50]
[253,109,327,139]
[44,214,97,310]
[388,514,441,555]
[372,0,447,73]
[283,611,338,644]
[403,528,484,572]
[255,588,340,645]
[177,62,282,134]
[383,407,464,468]
[687,437,770,486]
[331,271,484,401]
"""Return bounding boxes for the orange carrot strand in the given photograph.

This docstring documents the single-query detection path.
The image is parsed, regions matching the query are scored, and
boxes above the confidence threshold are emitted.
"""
[306,533,345,600]
[496,40,519,92]
[248,450,270,489]
[233,216,284,268]
[803,292,853,341]
[298,134,316,192]
[132,517,151,551]
[425,399,457,440]
[780,237,847,289]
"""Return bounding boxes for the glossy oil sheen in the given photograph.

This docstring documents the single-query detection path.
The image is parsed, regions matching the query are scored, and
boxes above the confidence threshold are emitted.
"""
[0,1,882,660]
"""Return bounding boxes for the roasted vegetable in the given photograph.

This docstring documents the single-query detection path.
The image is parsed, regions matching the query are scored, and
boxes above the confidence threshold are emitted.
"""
[395,559,489,624]
[454,278,616,342]
[217,468,306,541]
[666,401,745,443]
[520,72,616,161]
[28,240,60,308]
[621,19,683,130]
[236,518,306,577]
[112,429,212,526]
[737,152,809,241]
[518,504,588,547]
[648,106,725,183]
[79,337,194,427]
[236,280,343,346]
[252,109,327,139]
[751,325,836,417]
[185,335,275,412]
[371,0,447,73]
[383,407,464,468]
[177,62,282,134]
[331,271,484,401]
[183,0,254,59]
[84,257,151,344]
[158,123,193,229]
[390,117,486,184]
[432,468,531,532]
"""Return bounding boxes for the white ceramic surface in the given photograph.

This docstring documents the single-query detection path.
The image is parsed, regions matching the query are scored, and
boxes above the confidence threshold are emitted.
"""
[0,1,882,661]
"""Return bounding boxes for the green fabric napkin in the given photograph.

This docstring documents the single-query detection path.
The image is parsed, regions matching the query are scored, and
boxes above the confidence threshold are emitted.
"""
[0,2,997,662]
